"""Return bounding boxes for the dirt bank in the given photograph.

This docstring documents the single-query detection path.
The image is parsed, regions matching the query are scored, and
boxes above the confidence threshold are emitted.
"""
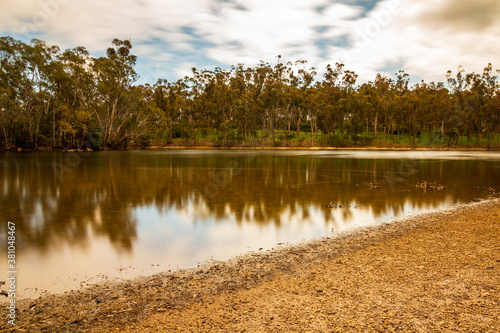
[4,144,499,152]
[1,199,499,332]
[143,145,495,151]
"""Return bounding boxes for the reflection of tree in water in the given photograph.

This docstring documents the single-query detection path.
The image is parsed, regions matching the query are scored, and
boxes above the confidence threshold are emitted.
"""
[191,156,424,226]
[0,152,498,253]
[0,153,138,253]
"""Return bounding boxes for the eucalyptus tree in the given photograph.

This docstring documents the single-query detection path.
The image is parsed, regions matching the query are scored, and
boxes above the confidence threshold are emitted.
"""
[255,60,287,141]
[316,63,346,141]
[0,37,17,147]
[46,45,98,147]
[153,79,187,142]
[0,37,32,147]
[288,60,316,141]
[464,64,499,144]
[446,66,469,142]
[373,74,393,140]
[29,39,63,148]
[391,70,411,143]
[411,81,444,143]
[341,69,360,139]
[358,82,378,137]
[243,61,270,141]
[227,64,254,144]
[117,84,163,146]
[0,37,59,148]
[207,67,236,143]
[429,82,450,141]
[93,39,138,148]
[2,35,500,149]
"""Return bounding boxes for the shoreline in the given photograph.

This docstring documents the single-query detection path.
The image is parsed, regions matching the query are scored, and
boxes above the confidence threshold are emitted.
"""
[2,198,499,332]
[2,145,500,152]
[144,145,497,151]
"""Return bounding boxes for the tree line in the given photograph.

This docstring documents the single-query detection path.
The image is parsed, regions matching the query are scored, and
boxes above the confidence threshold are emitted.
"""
[1,37,499,150]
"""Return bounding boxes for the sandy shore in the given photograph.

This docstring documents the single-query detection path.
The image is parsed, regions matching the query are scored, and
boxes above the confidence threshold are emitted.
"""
[1,199,499,332]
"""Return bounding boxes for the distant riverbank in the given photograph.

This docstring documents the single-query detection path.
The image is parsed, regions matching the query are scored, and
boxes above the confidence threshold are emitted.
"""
[141,145,498,151]
[2,144,499,152]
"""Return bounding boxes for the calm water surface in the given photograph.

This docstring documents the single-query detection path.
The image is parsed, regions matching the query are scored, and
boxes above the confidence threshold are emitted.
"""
[1,150,500,298]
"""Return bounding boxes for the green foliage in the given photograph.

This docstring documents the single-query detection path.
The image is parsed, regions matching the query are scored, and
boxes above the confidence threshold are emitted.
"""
[299,122,311,133]
[0,36,499,150]
[351,133,361,144]
[14,129,32,149]
[324,133,349,147]
[86,129,103,150]
[160,130,172,144]
[272,140,282,147]
[135,135,152,148]
[171,123,184,139]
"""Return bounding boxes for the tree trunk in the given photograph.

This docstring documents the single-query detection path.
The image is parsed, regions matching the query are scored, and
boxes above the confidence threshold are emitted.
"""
[0,122,8,147]
[168,116,173,142]
[310,119,314,146]
[389,118,393,142]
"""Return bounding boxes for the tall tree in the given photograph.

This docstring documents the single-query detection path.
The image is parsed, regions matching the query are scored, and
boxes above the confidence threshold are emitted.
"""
[93,39,138,148]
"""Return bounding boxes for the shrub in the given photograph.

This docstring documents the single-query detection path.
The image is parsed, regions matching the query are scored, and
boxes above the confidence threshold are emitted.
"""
[351,133,361,144]
[85,129,103,149]
[325,134,349,146]
[360,137,374,146]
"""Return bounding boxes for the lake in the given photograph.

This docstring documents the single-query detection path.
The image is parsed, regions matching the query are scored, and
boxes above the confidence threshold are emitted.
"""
[1,150,500,298]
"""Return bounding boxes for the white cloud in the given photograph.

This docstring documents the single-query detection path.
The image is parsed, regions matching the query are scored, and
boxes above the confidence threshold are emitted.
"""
[1,0,499,84]
[388,0,500,81]
[322,0,500,83]
[322,3,364,21]
[174,62,197,79]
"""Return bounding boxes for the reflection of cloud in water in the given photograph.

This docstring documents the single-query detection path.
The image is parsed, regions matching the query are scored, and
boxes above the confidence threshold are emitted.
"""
[312,150,500,160]
[17,196,458,298]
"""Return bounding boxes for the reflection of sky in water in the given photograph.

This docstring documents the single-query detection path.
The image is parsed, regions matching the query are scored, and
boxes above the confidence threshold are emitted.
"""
[1,150,500,299]
[13,194,458,298]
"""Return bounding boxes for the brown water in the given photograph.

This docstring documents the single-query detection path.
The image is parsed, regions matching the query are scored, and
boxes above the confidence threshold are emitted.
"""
[1,150,500,298]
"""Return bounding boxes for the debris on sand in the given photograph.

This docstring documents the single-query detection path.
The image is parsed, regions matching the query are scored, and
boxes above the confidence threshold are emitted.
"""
[487,187,499,196]
[473,186,499,197]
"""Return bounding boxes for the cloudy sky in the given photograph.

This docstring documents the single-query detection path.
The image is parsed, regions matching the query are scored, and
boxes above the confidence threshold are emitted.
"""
[1,0,499,84]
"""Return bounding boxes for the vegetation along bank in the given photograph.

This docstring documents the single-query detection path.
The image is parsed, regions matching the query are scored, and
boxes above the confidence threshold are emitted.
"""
[1,37,500,151]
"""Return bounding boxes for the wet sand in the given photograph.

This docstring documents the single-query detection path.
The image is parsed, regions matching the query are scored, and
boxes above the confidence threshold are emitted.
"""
[1,199,499,332]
